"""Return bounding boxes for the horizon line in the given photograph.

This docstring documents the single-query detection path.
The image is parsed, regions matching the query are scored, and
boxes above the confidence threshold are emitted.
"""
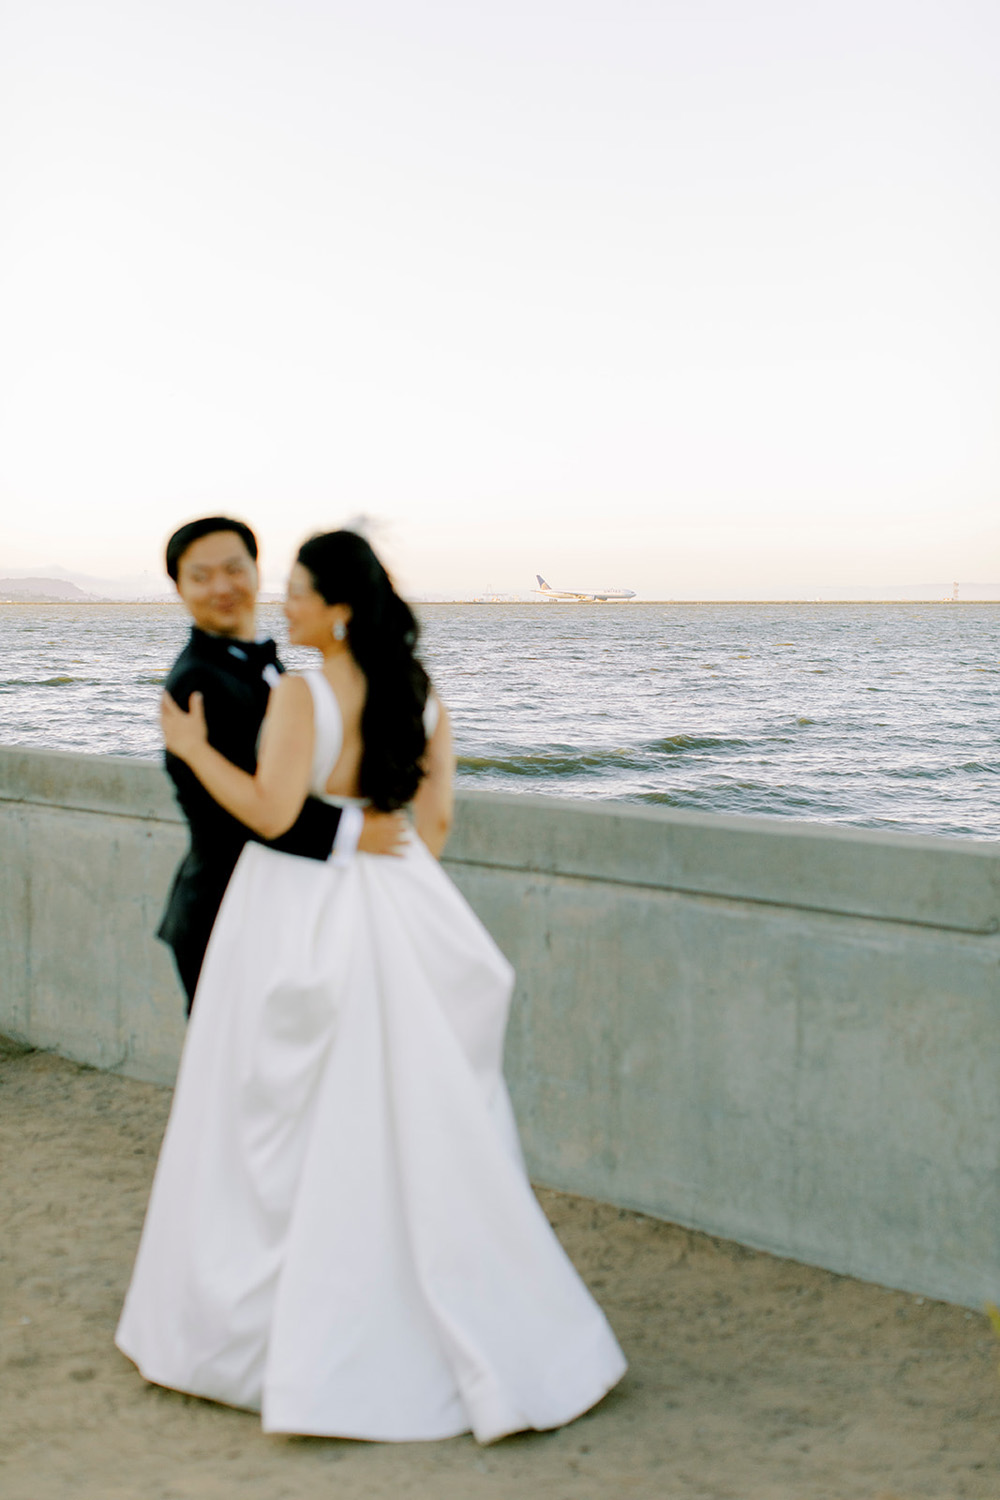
[3,596,1000,607]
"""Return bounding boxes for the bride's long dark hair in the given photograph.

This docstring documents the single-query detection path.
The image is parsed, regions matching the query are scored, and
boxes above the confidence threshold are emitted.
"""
[297,531,430,811]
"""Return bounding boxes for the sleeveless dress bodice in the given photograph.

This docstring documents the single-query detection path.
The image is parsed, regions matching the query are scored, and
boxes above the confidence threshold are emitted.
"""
[302,670,359,806]
[302,669,439,806]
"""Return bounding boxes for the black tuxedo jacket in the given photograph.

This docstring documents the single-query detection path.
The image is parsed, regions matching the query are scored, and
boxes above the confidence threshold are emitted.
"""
[157,627,342,1010]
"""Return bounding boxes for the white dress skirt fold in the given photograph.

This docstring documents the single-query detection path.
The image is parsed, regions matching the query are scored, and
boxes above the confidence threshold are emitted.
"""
[115,673,626,1443]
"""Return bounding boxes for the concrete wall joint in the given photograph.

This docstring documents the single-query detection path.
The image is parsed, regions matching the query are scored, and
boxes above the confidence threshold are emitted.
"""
[0,792,178,826]
[443,854,1000,936]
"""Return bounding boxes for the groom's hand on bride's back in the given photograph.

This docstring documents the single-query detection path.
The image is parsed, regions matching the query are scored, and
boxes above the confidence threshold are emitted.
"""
[358,809,410,857]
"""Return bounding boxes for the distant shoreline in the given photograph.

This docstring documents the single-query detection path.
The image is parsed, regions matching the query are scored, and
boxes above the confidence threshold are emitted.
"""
[2,598,999,608]
[417,598,1000,606]
[0,598,183,606]
[1,591,1000,603]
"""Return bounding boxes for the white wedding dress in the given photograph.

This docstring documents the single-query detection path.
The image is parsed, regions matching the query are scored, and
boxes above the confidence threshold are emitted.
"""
[116,671,626,1443]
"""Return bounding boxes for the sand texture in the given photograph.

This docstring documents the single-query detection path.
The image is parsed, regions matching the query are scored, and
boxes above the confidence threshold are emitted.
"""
[1,1036,998,1500]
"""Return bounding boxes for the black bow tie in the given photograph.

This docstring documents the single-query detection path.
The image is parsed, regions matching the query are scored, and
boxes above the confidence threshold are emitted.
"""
[220,636,278,665]
[190,628,282,673]
[244,637,280,667]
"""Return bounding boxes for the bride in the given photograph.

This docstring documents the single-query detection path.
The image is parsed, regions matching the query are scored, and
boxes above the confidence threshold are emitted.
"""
[115,530,625,1444]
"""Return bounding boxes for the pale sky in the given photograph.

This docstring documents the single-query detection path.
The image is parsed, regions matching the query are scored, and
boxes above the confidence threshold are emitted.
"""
[1,0,998,598]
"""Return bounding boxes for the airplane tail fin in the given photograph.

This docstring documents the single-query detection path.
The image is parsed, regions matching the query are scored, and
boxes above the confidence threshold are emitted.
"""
[536,575,552,590]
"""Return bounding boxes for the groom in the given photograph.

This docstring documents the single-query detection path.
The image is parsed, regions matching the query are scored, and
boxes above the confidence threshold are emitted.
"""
[158,515,405,1011]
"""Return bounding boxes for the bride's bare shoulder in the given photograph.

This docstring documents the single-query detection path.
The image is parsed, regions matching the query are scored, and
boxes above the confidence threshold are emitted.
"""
[266,673,315,714]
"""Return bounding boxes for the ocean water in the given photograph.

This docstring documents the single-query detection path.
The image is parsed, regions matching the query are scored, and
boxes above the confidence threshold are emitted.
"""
[0,601,997,840]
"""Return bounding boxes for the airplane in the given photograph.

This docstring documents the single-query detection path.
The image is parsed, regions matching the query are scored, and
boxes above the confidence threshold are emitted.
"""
[533,575,637,602]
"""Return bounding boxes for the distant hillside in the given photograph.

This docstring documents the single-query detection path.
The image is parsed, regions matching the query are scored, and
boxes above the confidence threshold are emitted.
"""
[0,577,99,602]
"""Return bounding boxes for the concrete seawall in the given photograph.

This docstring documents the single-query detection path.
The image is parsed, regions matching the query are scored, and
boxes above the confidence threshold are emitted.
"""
[1,745,998,1309]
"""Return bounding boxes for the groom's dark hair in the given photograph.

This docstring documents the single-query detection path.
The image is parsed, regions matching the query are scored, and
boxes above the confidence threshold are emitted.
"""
[165,517,259,582]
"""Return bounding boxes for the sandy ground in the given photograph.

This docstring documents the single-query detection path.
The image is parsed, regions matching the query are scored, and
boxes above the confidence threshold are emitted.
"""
[1,1036,998,1500]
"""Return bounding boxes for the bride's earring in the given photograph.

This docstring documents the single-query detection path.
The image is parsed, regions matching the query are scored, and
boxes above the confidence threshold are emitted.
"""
[332,620,347,642]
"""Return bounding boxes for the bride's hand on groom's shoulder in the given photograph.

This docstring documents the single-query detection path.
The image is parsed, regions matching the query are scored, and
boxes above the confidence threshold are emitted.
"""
[161,689,208,762]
